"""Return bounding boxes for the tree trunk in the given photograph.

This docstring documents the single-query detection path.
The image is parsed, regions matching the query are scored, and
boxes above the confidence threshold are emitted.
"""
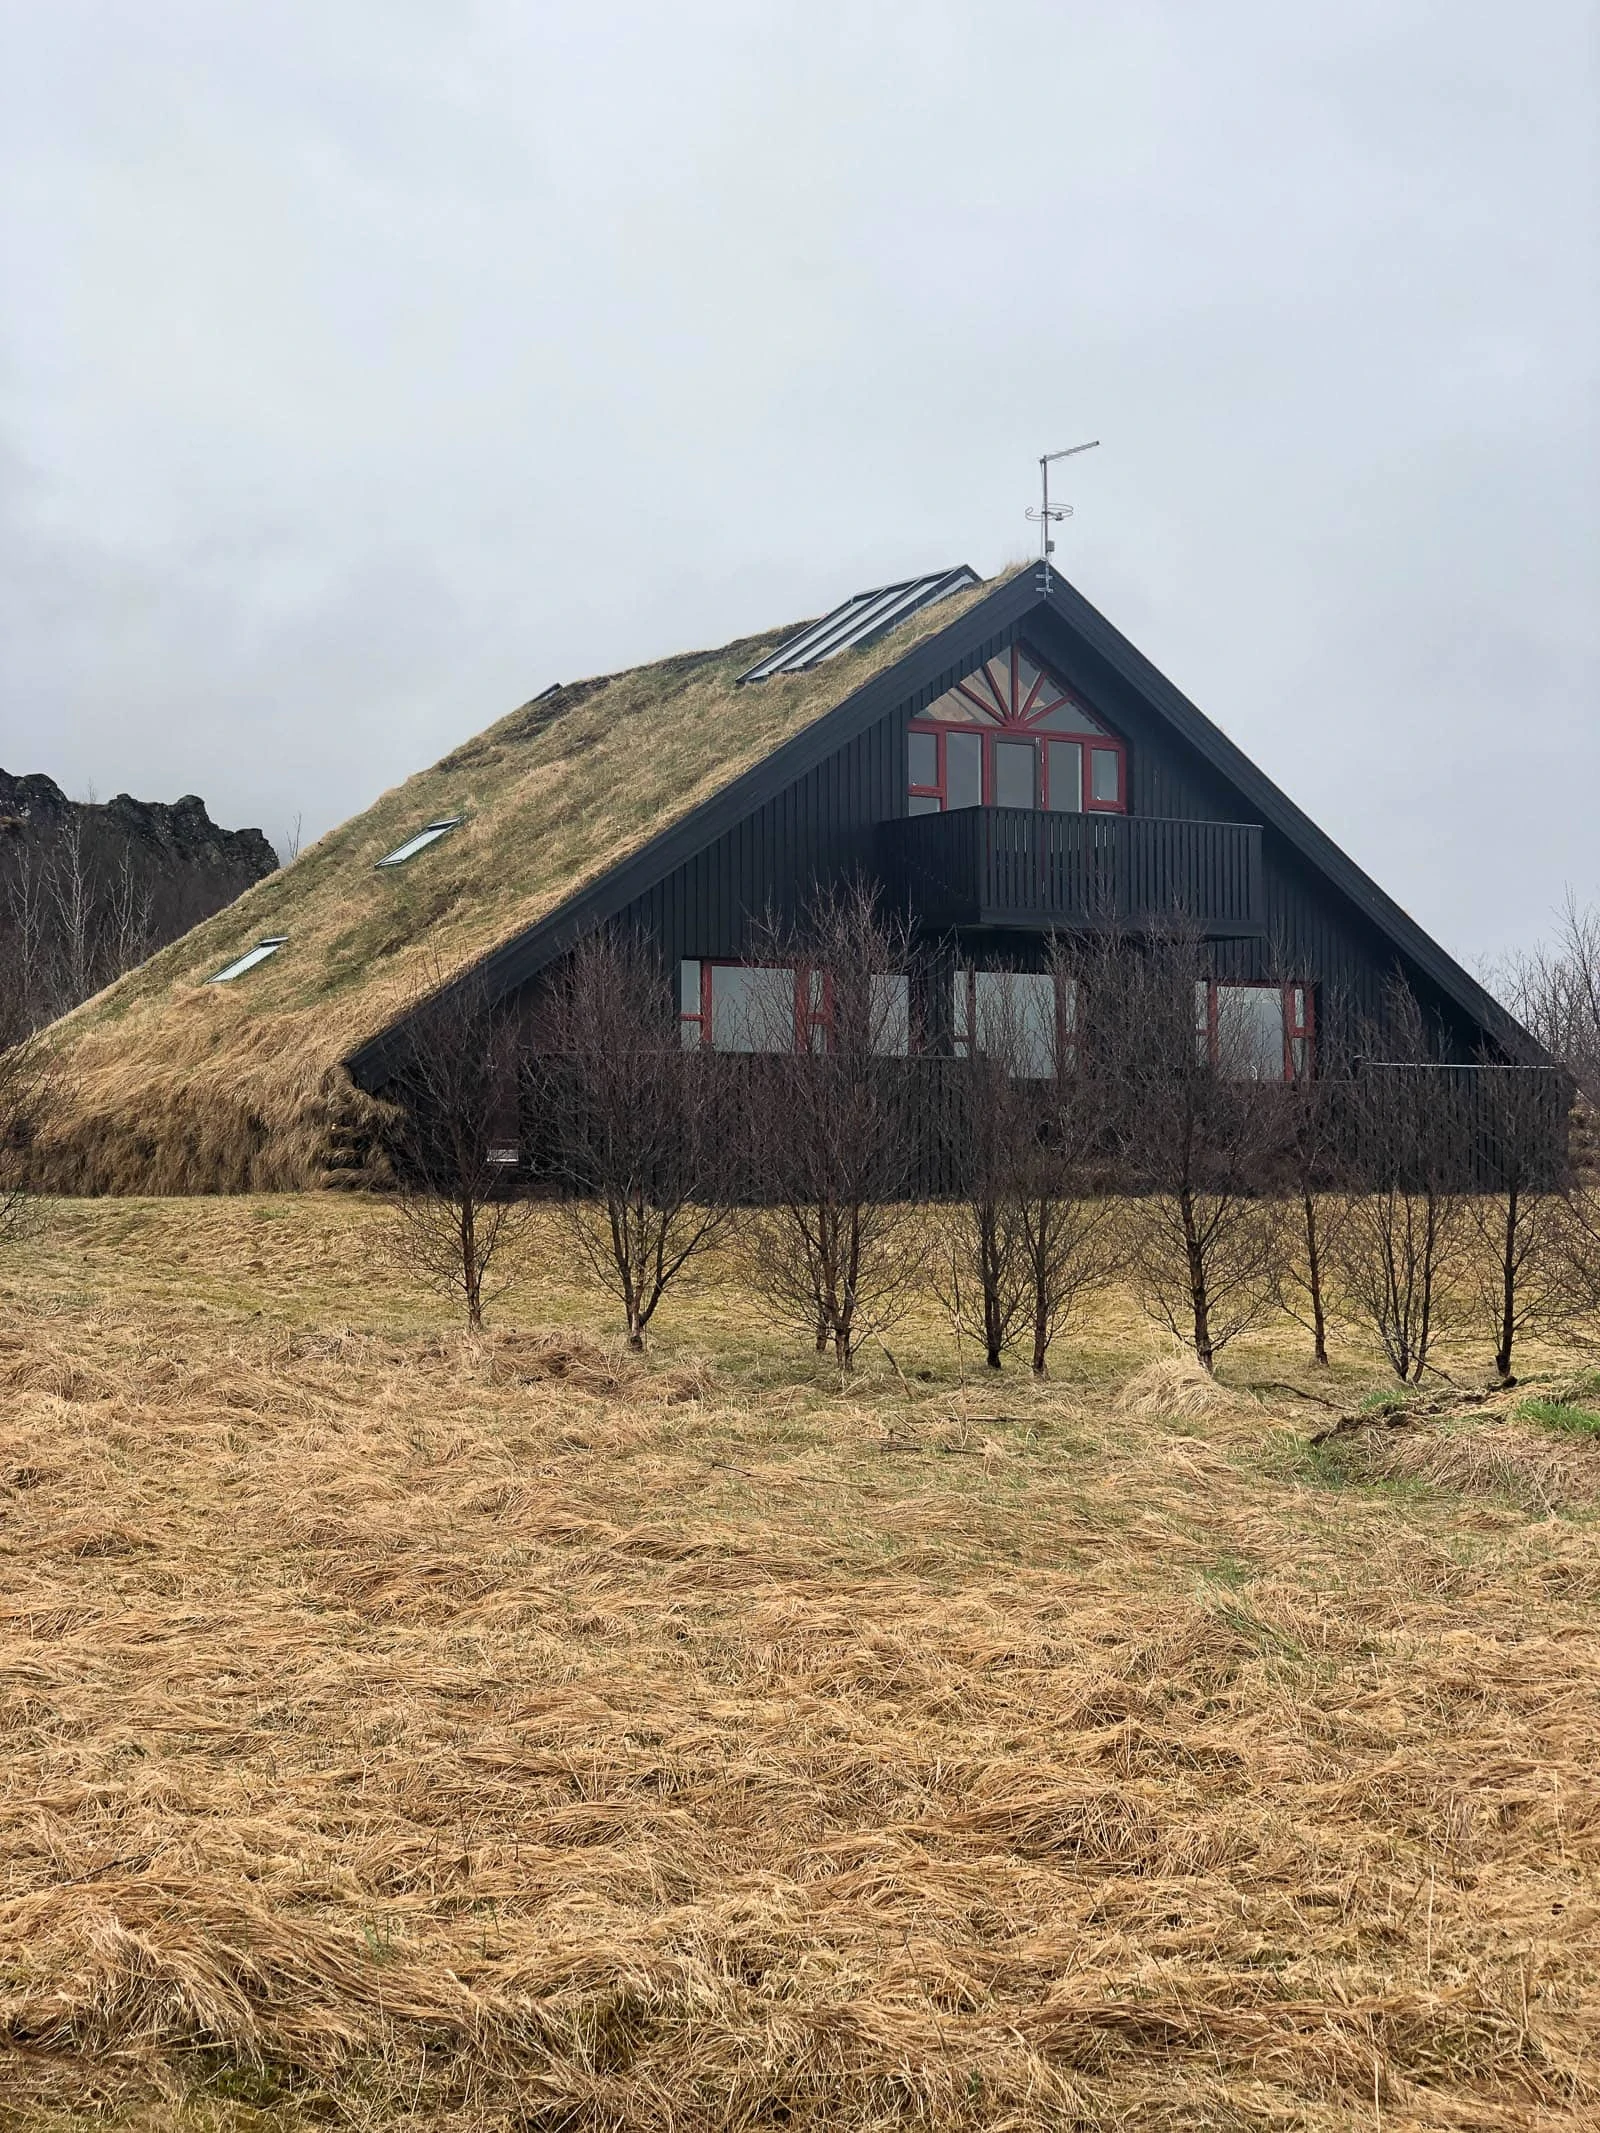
[1181,1189,1214,1372]
[1495,1186,1519,1382]
[461,1200,482,1330]
[1302,1190,1329,1367]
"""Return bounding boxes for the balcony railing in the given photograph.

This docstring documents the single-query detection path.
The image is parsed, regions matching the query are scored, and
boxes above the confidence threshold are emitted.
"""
[874,808,1264,933]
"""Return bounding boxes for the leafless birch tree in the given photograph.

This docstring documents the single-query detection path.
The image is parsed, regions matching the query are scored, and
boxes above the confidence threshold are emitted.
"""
[382,963,532,1329]
[1115,929,1286,1372]
[542,928,732,1348]
[739,883,924,1370]
[0,1032,59,1248]
[1497,894,1600,1336]
[1334,984,1469,1384]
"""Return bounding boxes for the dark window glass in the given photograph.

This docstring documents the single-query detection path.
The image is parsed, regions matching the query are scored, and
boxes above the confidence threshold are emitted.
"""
[1090,747,1120,804]
[1044,739,1082,811]
[993,739,1036,809]
[907,793,942,817]
[946,730,983,809]
[907,730,938,788]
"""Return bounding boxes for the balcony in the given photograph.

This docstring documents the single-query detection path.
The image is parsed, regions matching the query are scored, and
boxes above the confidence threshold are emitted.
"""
[874,808,1264,934]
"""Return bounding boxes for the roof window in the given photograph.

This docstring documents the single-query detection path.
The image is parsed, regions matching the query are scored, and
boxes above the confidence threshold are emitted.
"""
[208,937,288,984]
[376,817,463,869]
[738,567,980,683]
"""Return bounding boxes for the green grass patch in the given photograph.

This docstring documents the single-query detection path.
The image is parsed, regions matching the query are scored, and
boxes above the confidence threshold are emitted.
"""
[1516,1397,1600,1438]
[1359,1385,1413,1414]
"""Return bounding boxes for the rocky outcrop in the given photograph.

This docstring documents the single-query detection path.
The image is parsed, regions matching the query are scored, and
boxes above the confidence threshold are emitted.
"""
[0,771,278,883]
[0,771,278,1036]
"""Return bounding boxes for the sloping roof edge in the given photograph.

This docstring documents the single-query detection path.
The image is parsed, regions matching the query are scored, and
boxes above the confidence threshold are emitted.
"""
[1034,572,1538,1060]
[349,565,1536,1086]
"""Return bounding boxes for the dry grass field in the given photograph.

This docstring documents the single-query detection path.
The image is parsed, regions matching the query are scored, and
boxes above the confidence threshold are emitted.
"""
[1,1196,1597,2131]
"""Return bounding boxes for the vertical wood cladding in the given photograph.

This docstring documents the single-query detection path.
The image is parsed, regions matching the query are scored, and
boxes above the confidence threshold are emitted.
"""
[578,613,1494,1064]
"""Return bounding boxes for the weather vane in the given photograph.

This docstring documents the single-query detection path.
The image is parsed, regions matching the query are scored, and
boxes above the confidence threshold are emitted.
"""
[1027,440,1099,592]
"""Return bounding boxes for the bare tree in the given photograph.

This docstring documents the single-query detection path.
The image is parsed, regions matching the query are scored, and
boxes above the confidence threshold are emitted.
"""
[382,962,533,1329]
[738,882,925,1370]
[932,1008,1029,1370]
[0,844,49,1044]
[1498,894,1600,1337]
[1335,983,1470,1384]
[1,817,156,1030]
[1114,928,1286,1372]
[48,816,97,1012]
[0,1032,58,1248]
[1015,938,1125,1374]
[542,928,732,1349]
[1460,1060,1568,1382]
[1271,982,1353,1368]
[1501,893,1600,1107]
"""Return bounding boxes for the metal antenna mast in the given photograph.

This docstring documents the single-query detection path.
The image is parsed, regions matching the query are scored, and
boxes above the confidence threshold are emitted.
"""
[1027,440,1099,592]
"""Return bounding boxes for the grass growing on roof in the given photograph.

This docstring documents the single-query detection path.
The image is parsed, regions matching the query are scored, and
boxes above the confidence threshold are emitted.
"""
[30,574,1009,1196]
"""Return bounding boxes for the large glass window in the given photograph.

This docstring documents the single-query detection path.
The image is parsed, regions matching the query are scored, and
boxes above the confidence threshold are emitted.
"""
[907,645,1125,815]
[710,965,798,1051]
[871,973,911,1057]
[1195,982,1313,1082]
[1044,738,1083,812]
[992,739,1036,809]
[953,969,1074,1078]
[946,730,983,810]
[681,962,911,1056]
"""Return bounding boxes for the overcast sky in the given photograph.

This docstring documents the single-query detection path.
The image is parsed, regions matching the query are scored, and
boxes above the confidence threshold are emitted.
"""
[2,1,1595,964]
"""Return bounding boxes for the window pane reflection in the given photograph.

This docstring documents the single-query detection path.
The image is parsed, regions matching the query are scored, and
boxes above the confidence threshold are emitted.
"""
[993,740,1036,809]
[1045,739,1082,811]
[1214,985,1285,1079]
[710,965,796,1051]
[946,730,983,809]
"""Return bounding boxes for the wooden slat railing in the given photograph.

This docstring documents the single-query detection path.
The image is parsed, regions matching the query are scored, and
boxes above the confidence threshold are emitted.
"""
[874,809,1264,932]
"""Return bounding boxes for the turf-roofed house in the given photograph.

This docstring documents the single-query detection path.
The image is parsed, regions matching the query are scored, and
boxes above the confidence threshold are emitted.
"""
[40,562,1549,1194]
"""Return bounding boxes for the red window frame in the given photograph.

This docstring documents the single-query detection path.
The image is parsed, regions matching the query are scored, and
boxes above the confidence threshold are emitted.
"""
[1197,981,1315,1083]
[907,645,1126,815]
[952,966,1079,1075]
[680,960,812,1051]
[680,961,910,1054]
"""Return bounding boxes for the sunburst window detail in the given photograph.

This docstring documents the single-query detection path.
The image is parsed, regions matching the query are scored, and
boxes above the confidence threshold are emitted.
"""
[907,648,1126,815]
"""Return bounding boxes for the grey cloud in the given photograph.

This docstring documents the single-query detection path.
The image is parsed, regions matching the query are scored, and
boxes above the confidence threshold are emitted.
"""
[1,0,1593,956]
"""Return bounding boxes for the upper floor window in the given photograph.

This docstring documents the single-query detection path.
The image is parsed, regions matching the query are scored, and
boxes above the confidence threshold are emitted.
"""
[907,646,1125,816]
[1196,981,1313,1081]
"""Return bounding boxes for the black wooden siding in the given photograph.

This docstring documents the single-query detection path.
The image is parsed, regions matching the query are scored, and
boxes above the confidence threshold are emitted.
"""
[505,610,1498,1067]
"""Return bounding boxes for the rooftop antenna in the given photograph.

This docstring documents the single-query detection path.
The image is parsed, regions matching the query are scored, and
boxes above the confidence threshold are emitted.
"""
[1027,440,1099,592]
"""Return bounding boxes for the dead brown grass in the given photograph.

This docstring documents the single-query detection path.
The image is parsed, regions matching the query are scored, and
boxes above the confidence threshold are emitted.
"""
[0,1197,1596,2130]
[32,575,1008,1197]
[1319,1410,1600,1516]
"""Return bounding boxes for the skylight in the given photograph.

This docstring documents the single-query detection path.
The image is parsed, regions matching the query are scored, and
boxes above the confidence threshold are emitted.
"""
[208,938,288,984]
[737,567,981,683]
[375,817,463,869]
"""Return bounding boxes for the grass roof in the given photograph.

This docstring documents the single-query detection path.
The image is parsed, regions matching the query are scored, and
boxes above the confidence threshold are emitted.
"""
[36,572,1004,1194]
